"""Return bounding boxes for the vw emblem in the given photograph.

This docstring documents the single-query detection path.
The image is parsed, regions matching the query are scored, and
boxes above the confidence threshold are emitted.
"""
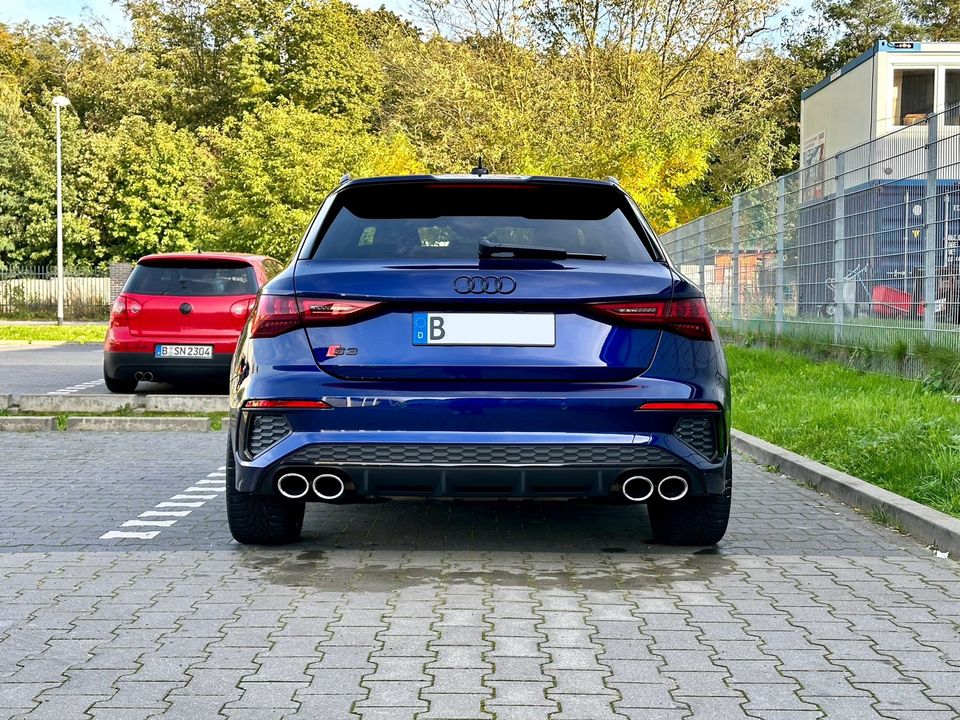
[453,275,517,294]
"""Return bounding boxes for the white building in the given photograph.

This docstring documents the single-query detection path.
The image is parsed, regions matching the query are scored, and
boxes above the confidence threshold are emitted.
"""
[800,40,960,169]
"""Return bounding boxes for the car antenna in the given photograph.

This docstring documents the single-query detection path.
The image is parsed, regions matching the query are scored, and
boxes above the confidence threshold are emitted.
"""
[470,157,489,176]
[339,173,351,185]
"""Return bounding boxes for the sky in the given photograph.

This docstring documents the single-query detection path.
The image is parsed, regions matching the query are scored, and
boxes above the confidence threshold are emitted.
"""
[1,0,127,30]
[0,0,407,32]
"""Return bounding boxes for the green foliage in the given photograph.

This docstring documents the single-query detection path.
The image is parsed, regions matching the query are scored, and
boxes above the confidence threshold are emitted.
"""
[206,101,423,258]
[84,117,216,261]
[0,0,954,265]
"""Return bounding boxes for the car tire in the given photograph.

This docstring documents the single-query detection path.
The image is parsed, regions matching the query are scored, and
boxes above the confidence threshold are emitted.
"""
[103,373,138,394]
[647,459,732,545]
[225,437,304,545]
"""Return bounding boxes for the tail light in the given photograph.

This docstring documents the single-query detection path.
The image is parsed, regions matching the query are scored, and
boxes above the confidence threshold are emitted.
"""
[109,295,142,327]
[230,298,257,319]
[249,295,380,338]
[244,399,332,409]
[591,298,716,340]
[637,401,722,411]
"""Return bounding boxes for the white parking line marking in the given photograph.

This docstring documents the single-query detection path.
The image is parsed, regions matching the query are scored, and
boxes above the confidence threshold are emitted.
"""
[47,378,105,395]
[102,463,226,540]
[100,530,161,540]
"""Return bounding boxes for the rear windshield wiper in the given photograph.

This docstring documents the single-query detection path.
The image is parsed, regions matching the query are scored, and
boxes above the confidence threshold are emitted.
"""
[479,241,606,261]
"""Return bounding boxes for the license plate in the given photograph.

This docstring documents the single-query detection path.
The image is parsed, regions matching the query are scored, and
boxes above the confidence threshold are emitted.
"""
[154,344,214,359]
[412,313,555,346]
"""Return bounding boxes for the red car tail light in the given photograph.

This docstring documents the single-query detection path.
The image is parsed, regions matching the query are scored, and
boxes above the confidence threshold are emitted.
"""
[637,401,722,411]
[243,399,333,409]
[592,297,715,341]
[230,297,257,319]
[250,295,381,338]
[109,295,142,327]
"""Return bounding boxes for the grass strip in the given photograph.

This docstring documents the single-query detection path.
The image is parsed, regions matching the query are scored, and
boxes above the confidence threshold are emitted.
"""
[728,344,960,518]
[0,324,106,344]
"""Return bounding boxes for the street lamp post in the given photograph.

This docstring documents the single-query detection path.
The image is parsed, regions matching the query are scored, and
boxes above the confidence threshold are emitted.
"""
[52,95,70,326]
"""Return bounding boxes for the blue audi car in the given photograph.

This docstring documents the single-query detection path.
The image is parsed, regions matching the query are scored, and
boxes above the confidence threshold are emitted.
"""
[225,174,731,545]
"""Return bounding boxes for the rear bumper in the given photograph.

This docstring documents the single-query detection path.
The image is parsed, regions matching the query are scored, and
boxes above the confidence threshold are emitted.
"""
[231,430,729,499]
[104,351,232,382]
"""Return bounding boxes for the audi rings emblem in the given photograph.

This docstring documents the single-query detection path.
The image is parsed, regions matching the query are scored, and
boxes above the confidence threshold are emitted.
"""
[453,275,517,294]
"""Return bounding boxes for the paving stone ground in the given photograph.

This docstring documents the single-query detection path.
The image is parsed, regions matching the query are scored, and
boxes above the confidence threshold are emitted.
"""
[0,432,958,719]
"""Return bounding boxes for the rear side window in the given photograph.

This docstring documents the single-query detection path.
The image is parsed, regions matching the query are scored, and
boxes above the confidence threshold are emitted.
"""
[262,258,286,279]
[125,261,258,296]
[312,184,653,262]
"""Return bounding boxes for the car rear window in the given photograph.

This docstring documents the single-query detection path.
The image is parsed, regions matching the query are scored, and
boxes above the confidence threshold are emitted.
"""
[125,260,258,296]
[312,183,654,262]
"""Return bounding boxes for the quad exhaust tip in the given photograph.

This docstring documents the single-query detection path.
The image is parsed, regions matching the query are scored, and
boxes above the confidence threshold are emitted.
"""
[276,472,310,500]
[621,475,655,502]
[657,475,689,502]
[312,473,346,501]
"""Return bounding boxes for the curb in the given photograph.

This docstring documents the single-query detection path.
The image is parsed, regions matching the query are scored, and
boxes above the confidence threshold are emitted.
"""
[733,429,960,557]
[19,394,138,413]
[65,416,212,432]
[13,393,228,414]
[0,416,57,432]
[0,341,70,348]
[145,395,229,413]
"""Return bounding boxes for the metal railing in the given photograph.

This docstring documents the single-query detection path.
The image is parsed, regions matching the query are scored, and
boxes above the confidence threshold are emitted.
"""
[0,265,110,320]
[661,104,960,353]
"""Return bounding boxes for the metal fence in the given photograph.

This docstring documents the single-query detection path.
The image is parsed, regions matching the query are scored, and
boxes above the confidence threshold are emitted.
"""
[0,266,111,320]
[660,104,960,354]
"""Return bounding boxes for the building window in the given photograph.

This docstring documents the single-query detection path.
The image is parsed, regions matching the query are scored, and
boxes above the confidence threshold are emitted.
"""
[893,69,934,125]
[947,70,960,126]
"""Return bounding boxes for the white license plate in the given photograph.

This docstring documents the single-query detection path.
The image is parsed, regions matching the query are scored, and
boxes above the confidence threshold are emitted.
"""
[154,344,214,359]
[412,313,555,346]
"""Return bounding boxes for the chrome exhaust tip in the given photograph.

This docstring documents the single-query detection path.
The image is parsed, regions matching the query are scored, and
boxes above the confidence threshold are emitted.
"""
[621,475,655,502]
[134,372,144,381]
[657,475,689,502]
[142,371,154,382]
[312,473,346,501]
[276,472,310,500]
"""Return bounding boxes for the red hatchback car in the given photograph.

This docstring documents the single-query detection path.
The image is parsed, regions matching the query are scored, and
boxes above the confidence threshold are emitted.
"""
[104,253,284,392]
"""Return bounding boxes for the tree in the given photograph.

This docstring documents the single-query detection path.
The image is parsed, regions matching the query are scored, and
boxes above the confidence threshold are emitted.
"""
[205,101,423,258]
[81,116,216,262]
[0,78,100,267]
[121,0,385,128]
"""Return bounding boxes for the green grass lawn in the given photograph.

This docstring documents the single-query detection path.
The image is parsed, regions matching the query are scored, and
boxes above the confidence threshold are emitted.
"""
[0,323,106,344]
[728,345,960,518]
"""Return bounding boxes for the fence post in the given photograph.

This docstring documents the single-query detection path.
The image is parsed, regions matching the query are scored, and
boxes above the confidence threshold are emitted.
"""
[833,152,846,343]
[923,115,939,338]
[698,217,706,293]
[731,196,741,332]
[775,177,786,336]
